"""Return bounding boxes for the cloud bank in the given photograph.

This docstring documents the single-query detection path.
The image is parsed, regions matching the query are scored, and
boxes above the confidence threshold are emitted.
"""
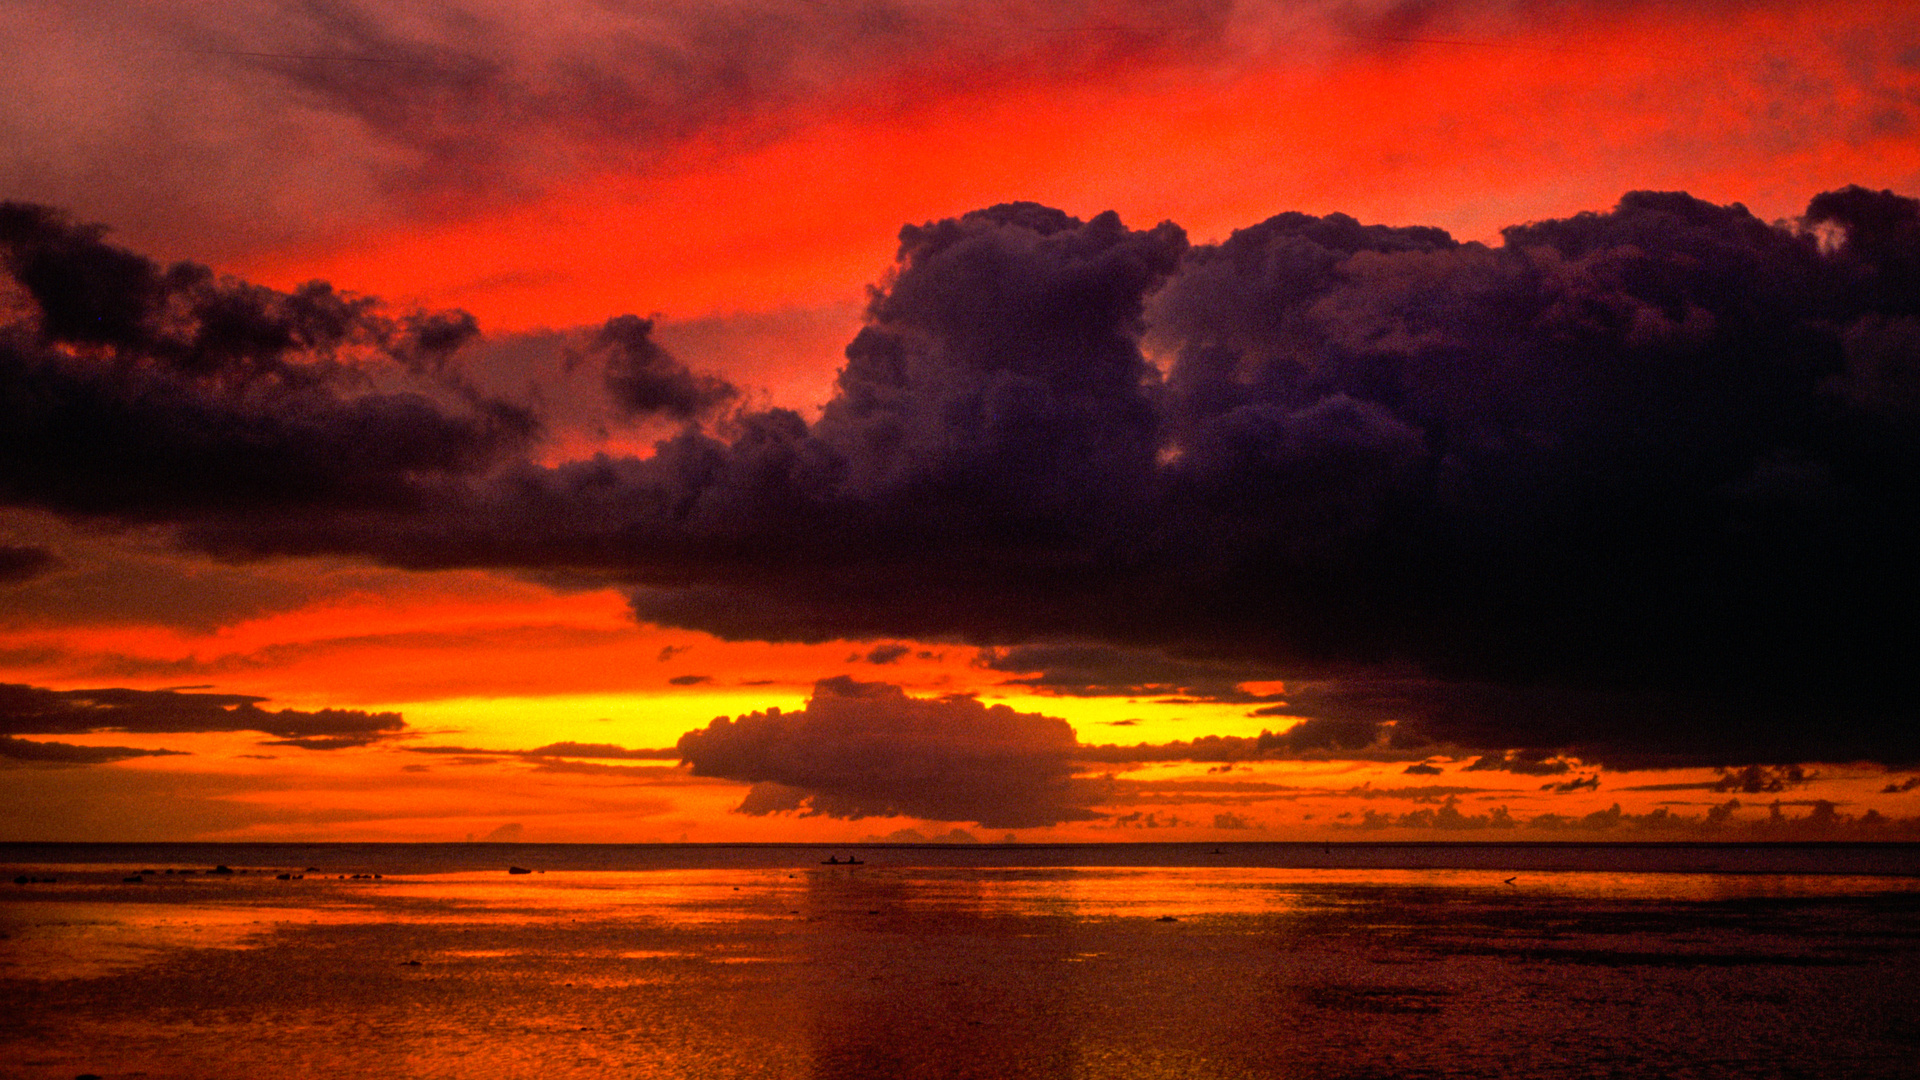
[7,187,1920,767]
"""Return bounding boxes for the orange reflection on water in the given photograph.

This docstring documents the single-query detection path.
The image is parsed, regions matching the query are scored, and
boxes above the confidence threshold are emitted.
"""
[7,862,1920,1080]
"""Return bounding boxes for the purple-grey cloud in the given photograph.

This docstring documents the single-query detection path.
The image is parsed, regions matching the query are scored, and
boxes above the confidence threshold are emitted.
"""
[676,677,1103,828]
[0,202,532,526]
[1463,750,1575,776]
[580,315,739,421]
[0,734,188,765]
[977,642,1286,702]
[0,683,405,745]
[861,643,913,665]
[7,188,1920,768]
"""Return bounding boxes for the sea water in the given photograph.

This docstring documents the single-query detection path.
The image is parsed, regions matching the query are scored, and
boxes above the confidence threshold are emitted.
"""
[3,844,1917,1079]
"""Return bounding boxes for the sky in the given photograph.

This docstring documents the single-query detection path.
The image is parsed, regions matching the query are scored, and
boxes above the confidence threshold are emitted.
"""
[3,0,1920,843]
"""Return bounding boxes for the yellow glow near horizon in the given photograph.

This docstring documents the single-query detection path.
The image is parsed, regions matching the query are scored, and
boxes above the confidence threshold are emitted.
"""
[982,691,1290,747]
[381,690,814,754]
[377,681,1299,756]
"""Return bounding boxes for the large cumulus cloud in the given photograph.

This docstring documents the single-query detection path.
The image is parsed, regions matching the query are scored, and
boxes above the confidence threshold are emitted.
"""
[676,677,1102,828]
[609,193,1920,766]
[9,189,1920,768]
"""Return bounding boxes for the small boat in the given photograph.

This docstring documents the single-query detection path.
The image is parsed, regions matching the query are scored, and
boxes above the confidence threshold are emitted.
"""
[507,866,532,875]
[820,856,864,865]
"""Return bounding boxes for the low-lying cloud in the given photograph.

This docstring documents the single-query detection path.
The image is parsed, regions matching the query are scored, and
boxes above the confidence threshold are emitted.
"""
[0,734,188,765]
[677,677,1102,828]
[978,643,1286,703]
[0,683,406,747]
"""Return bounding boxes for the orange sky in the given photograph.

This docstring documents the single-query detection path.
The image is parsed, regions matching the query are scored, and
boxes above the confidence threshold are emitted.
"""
[212,0,1920,334]
[4,0,1920,842]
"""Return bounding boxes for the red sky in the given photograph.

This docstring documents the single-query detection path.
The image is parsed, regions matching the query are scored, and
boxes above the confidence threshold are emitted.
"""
[3,0,1919,843]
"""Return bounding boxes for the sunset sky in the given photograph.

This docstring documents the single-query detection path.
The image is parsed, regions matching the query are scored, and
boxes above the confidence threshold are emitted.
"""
[4,0,1920,843]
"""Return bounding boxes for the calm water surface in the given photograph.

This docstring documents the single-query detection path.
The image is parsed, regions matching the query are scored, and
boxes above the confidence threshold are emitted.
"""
[3,844,1917,1079]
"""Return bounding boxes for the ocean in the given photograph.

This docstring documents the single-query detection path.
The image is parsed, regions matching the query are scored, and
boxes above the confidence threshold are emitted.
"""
[4,843,1918,1079]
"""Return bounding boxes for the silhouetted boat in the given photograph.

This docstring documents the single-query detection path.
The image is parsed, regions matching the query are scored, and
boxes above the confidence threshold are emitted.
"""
[507,866,532,874]
[821,856,864,865]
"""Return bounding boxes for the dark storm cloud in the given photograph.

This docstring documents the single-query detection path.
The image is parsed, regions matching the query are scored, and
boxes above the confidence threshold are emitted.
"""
[9,189,1920,768]
[0,683,405,743]
[1136,188,1919,768]
[0,204,476,378]
[0,734,188,765]
[579,315,739,421]
[0,202,533,524]
[676,677,1102,828]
